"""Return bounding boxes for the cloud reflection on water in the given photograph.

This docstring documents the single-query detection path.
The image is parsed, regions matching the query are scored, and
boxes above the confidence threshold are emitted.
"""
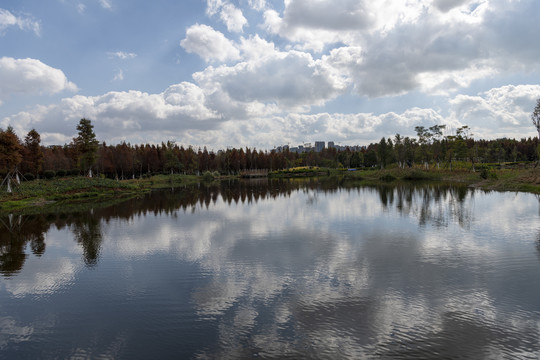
[1,180,539,358]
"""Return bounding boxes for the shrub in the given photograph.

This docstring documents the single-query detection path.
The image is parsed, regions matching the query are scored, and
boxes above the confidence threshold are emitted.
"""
[479,167,489,179]
[479,166,497,180]
[402,169,431,181]
[69,169,80,176]
[43,170,56,179]
[480,166,497,180]
[202,171,215,181]
[56,169,67,177]
[23,173,35,181]
[379,173,396,182]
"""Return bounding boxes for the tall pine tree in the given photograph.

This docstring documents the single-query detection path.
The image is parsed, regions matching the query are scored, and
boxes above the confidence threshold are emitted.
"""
[73,118,99,174]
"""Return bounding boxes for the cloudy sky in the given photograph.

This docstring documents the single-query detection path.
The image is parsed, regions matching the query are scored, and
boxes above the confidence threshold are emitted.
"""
[1,0,539,148]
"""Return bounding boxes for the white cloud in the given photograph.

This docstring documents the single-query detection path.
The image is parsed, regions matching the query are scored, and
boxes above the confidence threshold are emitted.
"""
[193,49,347,115]
[112,69,124,81]
[448,85,540,139]
[0,57,77,103]
[261,0,539,99]
[4,80,538,149]
[77,3,87,14]
[2,82,218,145]
[180,24,240,62]
[238,34,276,60]
[0,8,40,36]
[107,51,137,60]
[248,0,266,11]
[205,0,248,32]
[220,3,247,33]
[99,0,112,10]
[206,0,224,16]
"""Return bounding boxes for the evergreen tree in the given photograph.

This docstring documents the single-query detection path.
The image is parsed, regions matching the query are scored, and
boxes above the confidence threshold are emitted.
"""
[377,137,389,169]
[74,118,99,174]
[22,129,43,176]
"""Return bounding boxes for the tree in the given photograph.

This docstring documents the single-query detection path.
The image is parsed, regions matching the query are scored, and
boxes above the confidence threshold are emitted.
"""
[21,129,43,176]
[430,125,446,169]
[394,134,406,168]
[415,126,432,169]
[73,118,99,174]
[0,126,23,174]
[377,137,389,169]
[532,98,540,139]
[350,151,363,168]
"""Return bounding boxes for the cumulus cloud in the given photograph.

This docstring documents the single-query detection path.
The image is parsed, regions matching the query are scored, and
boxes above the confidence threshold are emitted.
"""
[0,57,77,103]
[4,80,538,149]
[238,34,276,60]
[0,8,40,36]
[448,85,540,139]
[180,24,240,62]
[261,0,538,98]
[248,0,266,11]
[219,3,247,32]
[193,49,347,116]
[205,0,224,16]
[2,82,218,145]
[205,0,248,32]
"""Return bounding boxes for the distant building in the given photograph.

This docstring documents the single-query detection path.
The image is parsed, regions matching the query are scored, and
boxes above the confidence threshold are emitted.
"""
[315,141,325,152]
[328,141,335,149]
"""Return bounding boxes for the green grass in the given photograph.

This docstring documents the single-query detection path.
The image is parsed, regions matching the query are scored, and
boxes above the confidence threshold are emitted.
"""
[270,166,330,178]
[340,166,540,193]
[0,174,202,211]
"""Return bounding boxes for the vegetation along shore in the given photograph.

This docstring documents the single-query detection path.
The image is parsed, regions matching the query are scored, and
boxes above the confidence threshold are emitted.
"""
[1,110,540,212]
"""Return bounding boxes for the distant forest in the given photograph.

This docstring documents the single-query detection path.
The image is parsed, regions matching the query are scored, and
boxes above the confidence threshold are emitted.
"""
[0,119,539,180]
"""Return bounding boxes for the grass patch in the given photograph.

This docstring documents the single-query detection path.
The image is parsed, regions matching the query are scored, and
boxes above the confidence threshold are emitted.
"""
[270,166,330,178]
[0,174,201,211]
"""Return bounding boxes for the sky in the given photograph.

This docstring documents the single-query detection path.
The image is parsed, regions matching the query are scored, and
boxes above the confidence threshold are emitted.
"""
[1,0,539,149]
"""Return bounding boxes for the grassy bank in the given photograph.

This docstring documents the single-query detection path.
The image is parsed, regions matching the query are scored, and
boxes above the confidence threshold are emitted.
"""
[339,167,540,193]
[0,174,201,212]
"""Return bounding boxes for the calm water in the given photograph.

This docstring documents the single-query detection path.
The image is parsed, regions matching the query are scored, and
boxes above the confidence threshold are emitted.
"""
[1,179,540,359]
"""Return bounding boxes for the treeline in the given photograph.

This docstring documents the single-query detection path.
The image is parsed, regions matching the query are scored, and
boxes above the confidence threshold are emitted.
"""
[0,120,539,180]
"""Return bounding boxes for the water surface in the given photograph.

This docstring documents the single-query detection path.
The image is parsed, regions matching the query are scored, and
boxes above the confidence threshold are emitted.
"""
[1,179,539,359]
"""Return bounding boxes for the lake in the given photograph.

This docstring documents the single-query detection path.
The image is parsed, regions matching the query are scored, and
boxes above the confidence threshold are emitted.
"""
[1,179,539,359]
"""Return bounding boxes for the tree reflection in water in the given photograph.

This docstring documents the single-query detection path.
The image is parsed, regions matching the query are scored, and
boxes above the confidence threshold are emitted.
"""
[71,213,103,267]
[0,214,47,276]
[0,178,534,275]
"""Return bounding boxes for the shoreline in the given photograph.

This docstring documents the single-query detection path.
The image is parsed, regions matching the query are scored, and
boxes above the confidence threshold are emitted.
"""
[0,167,538,213]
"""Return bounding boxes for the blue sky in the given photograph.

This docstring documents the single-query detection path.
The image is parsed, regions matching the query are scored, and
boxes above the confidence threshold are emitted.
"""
[1,0,539,149]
